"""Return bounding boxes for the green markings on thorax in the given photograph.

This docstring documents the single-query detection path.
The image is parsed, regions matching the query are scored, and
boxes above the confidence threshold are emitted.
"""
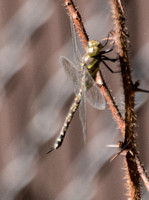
[81,40,103,79]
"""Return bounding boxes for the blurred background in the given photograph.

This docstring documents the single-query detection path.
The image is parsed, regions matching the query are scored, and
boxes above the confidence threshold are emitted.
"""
[0,0,149,199]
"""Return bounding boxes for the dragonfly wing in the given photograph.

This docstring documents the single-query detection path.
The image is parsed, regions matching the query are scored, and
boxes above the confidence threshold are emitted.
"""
[79,89,87,143]
[60,56,82,94]
[70,16,82,61]
[85,70,106,110]
[86,84,105,110]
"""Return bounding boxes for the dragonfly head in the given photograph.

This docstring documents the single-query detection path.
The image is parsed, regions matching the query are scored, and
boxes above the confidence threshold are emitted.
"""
[86,40,103,57]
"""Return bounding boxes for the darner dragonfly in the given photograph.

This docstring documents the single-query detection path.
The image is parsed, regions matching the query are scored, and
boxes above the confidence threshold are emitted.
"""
[47,24,118,154]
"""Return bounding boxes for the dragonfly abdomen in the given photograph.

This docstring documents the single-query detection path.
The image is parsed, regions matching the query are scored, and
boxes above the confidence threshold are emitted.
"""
[47,88,82,153]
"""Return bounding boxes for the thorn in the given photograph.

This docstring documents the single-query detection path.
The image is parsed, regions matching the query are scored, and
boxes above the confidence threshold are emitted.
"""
[110,152,121,162]
[118,0,124,14]
[133,80,149,93]
[110,147,127,162]
[109,141,130,162]
[107,144,119,148]
[135,88,149,93]
[134,80,140,88]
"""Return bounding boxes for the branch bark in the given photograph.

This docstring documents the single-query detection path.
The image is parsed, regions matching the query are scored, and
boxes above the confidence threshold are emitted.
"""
[111,1,147,199]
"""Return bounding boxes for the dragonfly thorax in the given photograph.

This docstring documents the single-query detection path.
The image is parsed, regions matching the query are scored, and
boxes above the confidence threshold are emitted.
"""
[81,40,103,79]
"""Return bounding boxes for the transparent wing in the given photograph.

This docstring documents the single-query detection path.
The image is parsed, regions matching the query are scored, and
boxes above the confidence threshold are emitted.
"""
[70,16,82,61]
[85,69,106,110]
[79,91,86,143]
[79,74,87,143]
[59,56,82,94]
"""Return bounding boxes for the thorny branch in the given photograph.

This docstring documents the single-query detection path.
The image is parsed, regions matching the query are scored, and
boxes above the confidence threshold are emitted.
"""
[64,0,149,199]
[112,0,140,199]
[112,0,149,199]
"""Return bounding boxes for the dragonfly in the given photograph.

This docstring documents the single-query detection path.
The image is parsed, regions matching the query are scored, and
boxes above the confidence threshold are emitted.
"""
[47,22,118,154]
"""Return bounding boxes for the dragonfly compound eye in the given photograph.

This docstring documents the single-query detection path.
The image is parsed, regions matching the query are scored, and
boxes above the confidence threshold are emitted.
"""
[87,40,102,56]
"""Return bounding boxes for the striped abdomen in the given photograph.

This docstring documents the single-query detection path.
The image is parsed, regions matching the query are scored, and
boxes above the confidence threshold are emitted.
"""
[47,88,82,153]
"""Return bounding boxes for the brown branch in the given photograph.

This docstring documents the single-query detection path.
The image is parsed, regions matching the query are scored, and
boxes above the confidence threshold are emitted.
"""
[112,1,135,145]
[111,0,141,199]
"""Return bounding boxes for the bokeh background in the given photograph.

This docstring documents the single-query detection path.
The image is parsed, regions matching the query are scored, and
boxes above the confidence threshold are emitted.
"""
[0,0,149,200]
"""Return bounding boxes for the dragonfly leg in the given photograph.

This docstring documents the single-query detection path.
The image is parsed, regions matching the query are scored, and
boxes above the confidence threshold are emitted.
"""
[110,141,130,161]
[101,55,119,62]
[102,30,115,48]
[102,60,121,73]
[100,42,116,54]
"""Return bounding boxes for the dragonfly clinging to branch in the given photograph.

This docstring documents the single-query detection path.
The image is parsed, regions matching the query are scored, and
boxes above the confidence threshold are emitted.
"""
[47,21,118,154]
